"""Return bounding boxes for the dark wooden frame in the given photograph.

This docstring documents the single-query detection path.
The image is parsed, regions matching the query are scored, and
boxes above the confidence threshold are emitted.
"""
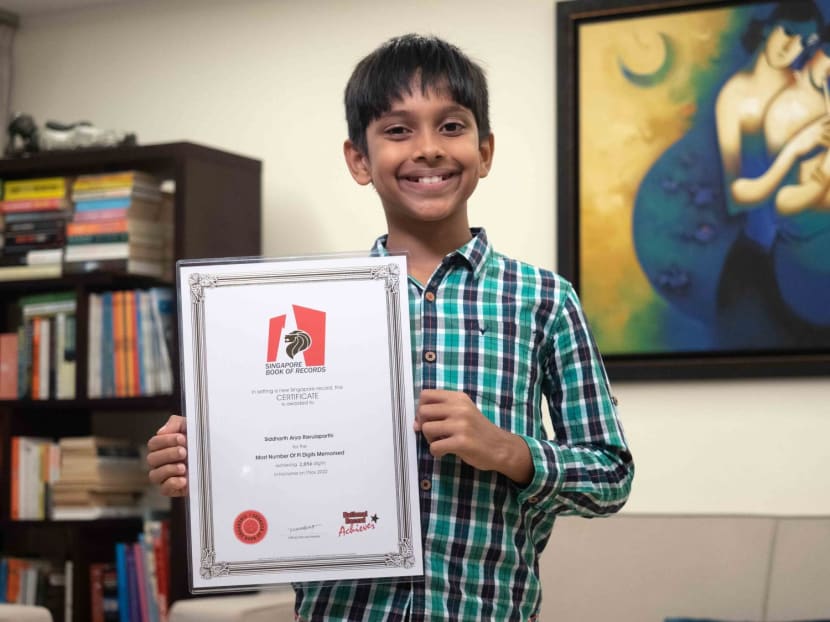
[556,0,830,380]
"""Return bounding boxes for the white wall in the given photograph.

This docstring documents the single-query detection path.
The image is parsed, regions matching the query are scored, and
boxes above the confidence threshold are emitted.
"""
[10,0,829,515]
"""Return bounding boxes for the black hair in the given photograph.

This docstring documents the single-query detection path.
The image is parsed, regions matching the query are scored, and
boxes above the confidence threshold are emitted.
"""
[742,1,823,52]
[344,34,490,154]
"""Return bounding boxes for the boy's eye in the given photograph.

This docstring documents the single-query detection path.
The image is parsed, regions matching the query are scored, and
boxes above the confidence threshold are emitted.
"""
[384,126,410,137]
[441,121,466,135]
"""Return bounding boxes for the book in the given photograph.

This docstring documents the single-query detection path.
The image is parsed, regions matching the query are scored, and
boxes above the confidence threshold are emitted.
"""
[63,243,165,264]
[55,311,77,399]
[101,292,114,397]
[20,291,77,318]
[73,171,159,191]
[125,291,138,396]
[50,506,145,521]
[0,332,18,399]
[11,436,55,519]
[5,218,67,233]
[115,543,130,622]
[0,196,69,213]
[149,288,174,394]
[3,230,65,247]
[3,208,71,224]
[90,562,120,622]
[88,293,102,398]
[113,291,126,397]
[132,540,150,622]
[72,194,170,221]
[144,519,169,622]
[0,262,62,281]
[3,177,67,201]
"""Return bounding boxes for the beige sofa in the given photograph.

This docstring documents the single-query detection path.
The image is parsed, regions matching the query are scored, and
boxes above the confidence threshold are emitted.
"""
[169,515,830,622]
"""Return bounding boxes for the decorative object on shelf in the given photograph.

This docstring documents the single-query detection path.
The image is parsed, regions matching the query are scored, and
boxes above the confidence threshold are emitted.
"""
[556,0,830,380]
[5,113,137,157]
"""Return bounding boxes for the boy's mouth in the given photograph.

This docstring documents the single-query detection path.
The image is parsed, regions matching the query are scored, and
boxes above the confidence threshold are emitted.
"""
[401,173,456,185]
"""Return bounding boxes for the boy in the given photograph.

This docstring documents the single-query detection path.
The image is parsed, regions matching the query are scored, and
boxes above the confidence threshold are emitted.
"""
[147,34,634,621]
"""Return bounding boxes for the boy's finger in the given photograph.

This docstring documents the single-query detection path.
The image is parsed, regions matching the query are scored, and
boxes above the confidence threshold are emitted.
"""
[160,477,188,497]
[148,461,186,486]
[147,432,186,453]
[157,414,186,435]
[146,444,186,468]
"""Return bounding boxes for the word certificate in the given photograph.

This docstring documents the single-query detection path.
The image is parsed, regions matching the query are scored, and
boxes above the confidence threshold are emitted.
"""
[178,254,423,592]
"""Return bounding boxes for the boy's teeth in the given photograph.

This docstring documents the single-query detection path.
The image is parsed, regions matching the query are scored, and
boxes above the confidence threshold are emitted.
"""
[418,176,443,184]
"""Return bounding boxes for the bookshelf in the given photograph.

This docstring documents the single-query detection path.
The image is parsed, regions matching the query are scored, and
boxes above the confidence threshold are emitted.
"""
[0,142,261,620]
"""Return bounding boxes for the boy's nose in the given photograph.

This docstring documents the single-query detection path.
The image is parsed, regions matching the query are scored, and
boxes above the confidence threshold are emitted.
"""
[413,133,444,161]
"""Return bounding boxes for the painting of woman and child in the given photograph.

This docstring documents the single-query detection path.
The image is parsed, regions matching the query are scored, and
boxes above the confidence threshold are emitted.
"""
[573,0,830,374]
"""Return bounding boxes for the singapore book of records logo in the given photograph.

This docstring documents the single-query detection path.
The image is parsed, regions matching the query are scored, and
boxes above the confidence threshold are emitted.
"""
[265,305,326,375]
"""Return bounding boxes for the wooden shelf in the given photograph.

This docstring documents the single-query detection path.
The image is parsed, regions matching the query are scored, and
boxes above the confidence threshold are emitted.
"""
[0,141,261,621]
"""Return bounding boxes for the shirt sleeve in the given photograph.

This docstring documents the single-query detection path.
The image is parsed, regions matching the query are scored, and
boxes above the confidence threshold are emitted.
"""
[515,283,634,516]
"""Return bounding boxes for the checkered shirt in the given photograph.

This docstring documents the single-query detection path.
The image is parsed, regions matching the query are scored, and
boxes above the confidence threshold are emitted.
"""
[294,228,634,621]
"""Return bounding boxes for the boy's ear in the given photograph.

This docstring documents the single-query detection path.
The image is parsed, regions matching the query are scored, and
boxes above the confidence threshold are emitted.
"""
[344,139,373,185]
[478,132,495,179]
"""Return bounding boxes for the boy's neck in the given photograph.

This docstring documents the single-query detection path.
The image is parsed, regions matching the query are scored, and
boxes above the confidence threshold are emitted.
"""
[385,221,473,285]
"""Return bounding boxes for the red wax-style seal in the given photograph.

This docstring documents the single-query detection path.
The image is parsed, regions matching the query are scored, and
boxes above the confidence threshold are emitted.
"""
[234,510,267,544]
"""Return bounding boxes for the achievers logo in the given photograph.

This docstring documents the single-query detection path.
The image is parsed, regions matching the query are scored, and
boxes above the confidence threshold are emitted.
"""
[265,305,327,375]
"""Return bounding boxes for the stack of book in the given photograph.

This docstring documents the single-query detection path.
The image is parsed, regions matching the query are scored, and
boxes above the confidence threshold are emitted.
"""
[16,292,77,400]
[0,176,71,281]
[87,288,174,398]
[50,436,149,521]
[0,556,72,619]
[64,171,173,280]
[99,518,170,622]
[9,436,61,520]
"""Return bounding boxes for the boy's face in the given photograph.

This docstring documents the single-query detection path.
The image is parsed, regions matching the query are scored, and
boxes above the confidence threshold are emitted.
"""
[344,83,494,232]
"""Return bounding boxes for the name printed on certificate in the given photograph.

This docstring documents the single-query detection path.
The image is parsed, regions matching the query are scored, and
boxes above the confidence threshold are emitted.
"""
[177,254,423,592]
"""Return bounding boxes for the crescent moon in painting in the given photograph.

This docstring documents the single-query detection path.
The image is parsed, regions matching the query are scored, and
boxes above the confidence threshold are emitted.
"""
[617,32,675,88]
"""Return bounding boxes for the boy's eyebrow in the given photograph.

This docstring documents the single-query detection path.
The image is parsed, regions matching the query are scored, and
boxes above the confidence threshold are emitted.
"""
[380,103,475,120]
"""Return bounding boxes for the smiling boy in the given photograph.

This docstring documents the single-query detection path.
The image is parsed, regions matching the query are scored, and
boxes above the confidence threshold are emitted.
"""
[148,34,633,621]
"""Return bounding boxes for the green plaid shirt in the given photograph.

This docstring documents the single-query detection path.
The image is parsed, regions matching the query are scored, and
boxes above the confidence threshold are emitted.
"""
[295,229,633,621]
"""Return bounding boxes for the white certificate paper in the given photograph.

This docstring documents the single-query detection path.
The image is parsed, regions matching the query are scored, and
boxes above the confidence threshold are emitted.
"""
[177,254,423,591]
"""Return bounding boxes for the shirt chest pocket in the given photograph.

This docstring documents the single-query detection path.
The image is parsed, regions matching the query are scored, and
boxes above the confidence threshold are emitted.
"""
[444,318,536,420]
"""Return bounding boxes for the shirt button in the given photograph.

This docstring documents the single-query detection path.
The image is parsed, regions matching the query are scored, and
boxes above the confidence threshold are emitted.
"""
[420,479,432,491]
[424,291,436,302]
[528,496,539,504]
[423,351,436,363]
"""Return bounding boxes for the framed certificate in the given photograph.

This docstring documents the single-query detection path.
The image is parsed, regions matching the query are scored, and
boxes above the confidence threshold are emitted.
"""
[177,254,423,591]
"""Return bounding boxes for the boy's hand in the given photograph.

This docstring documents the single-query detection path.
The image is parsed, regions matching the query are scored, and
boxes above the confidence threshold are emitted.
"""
[415,389,533,485]
[147,414,189,497]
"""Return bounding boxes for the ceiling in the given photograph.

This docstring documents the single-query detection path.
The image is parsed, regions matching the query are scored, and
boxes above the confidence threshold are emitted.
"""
[0,0,132,17]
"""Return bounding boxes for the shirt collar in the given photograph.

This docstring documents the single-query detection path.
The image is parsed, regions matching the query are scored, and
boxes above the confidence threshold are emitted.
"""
[370,227,492,279]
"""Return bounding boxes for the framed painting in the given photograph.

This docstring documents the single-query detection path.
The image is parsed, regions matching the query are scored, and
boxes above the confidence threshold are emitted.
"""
[557,0,830,379]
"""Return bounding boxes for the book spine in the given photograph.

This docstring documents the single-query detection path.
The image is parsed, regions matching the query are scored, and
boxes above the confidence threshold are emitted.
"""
[17,323,30,399]
[67,232,130,245]
[10,438,20,520]
[126,291,139,397]
[73,207,129,222]
[115,544,129,622]
[0,558,7,603]
[38,317,51,400]
[90,563,106,622]
[102,292,115,398]
[0,197,67,212]
[4,177,67,201]
[67,220,129,236]
[74,197,133,212]
[132,540,150,622]
[31,318,41,400]
[112,291,125,397]
[0,332,18,399]
[74,172,146,190]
